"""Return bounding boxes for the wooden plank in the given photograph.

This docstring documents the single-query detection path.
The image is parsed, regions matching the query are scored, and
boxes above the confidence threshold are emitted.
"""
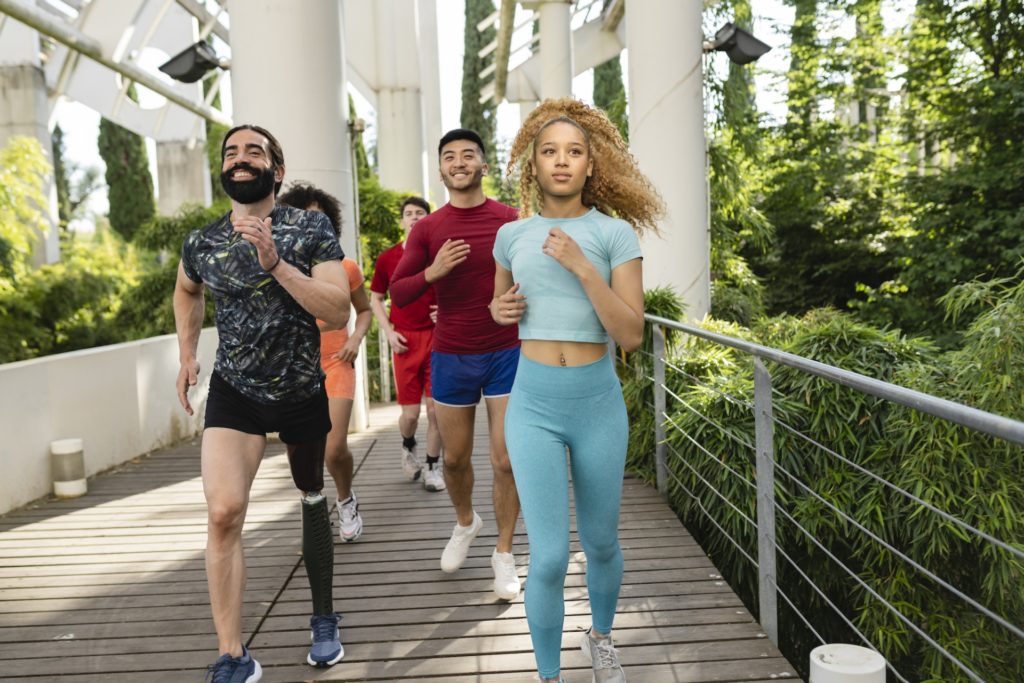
[0,402,800,682]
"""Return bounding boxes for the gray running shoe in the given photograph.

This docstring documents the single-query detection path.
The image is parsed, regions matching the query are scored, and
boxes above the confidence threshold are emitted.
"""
[423,461,446,492]
[336,492,362,543]
[580,628,625,682]
[401,445,421,480]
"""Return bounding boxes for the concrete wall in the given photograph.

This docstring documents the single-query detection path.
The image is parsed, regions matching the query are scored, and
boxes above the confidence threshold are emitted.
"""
[0,330,218,515]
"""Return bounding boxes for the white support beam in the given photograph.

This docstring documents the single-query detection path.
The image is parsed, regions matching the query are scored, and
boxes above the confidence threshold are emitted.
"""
[0,0,231,126]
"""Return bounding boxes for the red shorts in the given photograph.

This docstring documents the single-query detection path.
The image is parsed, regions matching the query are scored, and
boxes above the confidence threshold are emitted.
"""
[393,327,433,405]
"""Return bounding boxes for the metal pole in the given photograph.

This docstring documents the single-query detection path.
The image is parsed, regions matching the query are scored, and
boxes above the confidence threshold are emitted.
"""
[753,357,779,644]
[378,331,391,403]
[653,324,668,497]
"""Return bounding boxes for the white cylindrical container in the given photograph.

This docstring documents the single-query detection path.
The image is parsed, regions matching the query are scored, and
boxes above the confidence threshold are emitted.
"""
[810,644,886,683]
[51,438,86,498]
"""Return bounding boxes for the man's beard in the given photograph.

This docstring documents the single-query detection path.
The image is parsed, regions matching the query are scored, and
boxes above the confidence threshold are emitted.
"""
[220,163,277,204]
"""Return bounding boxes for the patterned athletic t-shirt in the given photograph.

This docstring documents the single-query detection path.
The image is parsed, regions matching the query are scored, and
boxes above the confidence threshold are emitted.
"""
[181,205,344,403]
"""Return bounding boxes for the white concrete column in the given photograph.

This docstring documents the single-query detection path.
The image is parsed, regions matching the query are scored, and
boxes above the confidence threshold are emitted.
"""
[627,0,710,320]
[227,0,368,430]
[156,139,212,215]
[538,0,574,99]
[416,0,446,207]
[0,21,59,265]
[374,0,427,199]
[377,88,425,196]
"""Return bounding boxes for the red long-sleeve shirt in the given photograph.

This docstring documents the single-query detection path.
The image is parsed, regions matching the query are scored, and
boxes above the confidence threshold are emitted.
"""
[390,199,520,354]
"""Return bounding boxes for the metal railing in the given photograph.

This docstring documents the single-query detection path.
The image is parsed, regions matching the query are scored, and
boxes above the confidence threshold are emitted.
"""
[635,313,1024,683]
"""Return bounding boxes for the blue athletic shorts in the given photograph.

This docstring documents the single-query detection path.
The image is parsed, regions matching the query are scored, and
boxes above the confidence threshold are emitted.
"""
[430,346,520,407]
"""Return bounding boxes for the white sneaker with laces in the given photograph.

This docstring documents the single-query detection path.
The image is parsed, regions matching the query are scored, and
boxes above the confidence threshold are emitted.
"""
[440,511,482,573]
[422,461,446,492]
[336,492,362,543]
[401,445,421,481]
[491,548,521,600]
[580,629,625,682]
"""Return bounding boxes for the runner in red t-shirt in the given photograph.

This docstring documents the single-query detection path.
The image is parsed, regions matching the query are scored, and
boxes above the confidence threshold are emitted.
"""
[390,129,522,602]
[369,196,443,493]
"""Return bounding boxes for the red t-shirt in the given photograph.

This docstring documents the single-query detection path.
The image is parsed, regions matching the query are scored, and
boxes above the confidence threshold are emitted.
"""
[369,242,436,331]
[390,198,520,354]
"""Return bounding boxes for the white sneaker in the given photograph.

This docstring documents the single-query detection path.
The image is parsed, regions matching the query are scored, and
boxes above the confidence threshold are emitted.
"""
[440,511,482,573]
[491,549,521,600]
[422,461,446,492]
[336,492,363,543]
[580,629,626,682]
[401,445,421,481]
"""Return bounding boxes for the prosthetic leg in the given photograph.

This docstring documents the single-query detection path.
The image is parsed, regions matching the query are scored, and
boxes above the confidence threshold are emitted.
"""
[288,440,343,667]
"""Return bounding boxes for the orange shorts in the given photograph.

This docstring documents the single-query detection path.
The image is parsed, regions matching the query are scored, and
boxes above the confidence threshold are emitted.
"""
[393,327,433,405]
[321,329,355,400]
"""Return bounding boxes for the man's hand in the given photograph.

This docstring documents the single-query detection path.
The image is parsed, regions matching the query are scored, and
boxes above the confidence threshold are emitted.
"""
[429,304,438,325]
[233,215,279,271]
[176,359,200,415]
[492,283,526,325]
[387,328,409,354]
[425,238,470,282]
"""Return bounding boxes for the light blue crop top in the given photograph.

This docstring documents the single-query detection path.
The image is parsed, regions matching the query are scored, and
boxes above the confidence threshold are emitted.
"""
[493,208,642,343]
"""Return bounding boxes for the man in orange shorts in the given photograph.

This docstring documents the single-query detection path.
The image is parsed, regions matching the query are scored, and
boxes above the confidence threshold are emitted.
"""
[369,196,444,492]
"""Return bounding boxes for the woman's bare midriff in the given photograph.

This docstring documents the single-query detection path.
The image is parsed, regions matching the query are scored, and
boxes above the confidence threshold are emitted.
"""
[521,339,609,367]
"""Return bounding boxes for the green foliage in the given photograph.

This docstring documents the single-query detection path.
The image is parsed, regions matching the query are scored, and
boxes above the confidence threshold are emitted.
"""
[112,201,228,341]
[618,287,686,478]
[593,56,628,142]
[52,125,71,232]
[0,136,50,280]
[98,117,155,240]
[461,0,498,172]
[0,233,142,362]
[622,274,1024,680]
[356,176,405,275]
[133,200,229,253]
[350,94,372,182]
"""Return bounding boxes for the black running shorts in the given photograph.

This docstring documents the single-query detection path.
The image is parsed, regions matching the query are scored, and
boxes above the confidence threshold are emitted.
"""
[204,371,331,444]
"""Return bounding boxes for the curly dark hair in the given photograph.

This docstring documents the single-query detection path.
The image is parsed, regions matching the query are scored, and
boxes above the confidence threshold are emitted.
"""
[506,98,664,235]
[278,182,344,236]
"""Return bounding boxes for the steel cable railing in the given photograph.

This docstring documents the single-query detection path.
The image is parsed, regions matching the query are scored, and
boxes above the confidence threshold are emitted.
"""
[633,314,1024,681]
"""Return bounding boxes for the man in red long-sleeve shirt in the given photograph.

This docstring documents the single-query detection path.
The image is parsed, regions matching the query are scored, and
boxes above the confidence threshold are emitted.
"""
[389,129,522,601]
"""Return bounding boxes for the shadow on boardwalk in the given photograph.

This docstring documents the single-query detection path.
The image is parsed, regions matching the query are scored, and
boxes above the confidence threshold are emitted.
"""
[0,402,799,682]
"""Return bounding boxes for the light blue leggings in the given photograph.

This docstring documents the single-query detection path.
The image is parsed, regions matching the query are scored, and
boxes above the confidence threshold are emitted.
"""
[505,352,627,680]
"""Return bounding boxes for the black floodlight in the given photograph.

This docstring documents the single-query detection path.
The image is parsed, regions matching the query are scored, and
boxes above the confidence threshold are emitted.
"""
[705,23,771,65]
[158,41,224,83]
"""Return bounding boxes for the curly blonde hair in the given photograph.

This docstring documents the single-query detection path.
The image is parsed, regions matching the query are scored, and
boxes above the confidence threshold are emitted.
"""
[506,97,664,235]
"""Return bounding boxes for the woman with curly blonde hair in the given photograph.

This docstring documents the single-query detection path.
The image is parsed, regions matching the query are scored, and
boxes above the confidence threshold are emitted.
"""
[491,98,664,683]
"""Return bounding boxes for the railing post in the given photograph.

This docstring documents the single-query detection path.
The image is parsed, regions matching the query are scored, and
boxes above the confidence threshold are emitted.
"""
[378,331,391,403]
[653,324,668,498]
[753,356,779,644]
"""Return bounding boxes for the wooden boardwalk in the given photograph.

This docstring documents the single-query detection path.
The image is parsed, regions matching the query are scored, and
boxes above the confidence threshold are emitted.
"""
[0,403,799,682]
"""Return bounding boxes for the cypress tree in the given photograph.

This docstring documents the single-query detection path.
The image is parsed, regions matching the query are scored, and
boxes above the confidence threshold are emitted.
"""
[97,117,154,240]
[593,56,629,141]
[460,0,498,169]
[51,125,71,233]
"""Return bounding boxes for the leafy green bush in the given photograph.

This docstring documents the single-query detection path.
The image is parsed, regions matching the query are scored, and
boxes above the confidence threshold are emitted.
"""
[623,287,1021,682]
[0,233,141,361]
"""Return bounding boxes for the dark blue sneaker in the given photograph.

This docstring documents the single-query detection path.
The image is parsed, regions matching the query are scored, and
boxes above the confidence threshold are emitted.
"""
[205,646,261,683]
[307,612,344,667]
